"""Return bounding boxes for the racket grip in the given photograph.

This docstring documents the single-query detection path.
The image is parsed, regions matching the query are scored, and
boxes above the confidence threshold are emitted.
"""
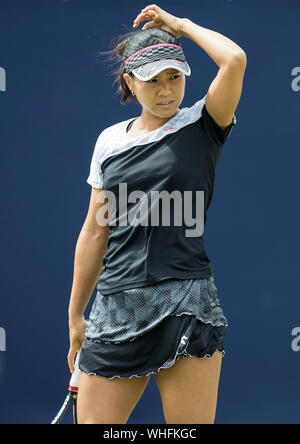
[69,350,81,392]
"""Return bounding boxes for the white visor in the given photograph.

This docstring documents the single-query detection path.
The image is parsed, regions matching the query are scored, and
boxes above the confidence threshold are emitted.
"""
[131,59,191,82]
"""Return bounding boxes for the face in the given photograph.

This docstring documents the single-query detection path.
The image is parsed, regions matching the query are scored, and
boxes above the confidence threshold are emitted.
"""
[123,68,186,118]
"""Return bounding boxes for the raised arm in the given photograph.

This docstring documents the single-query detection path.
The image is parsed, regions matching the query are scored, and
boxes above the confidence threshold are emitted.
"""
[179,19,247,129]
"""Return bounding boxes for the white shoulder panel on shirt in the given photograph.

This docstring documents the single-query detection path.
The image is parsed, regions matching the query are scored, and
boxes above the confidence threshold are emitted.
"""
[94,96,207,170]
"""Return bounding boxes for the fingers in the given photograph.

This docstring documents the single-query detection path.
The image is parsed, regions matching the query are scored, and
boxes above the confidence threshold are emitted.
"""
[133,10,157,28]
[68,319,86,373]
[68,347,80,373]
[142,21,156,31]
[68,347,79,374]
[133,12,154,28]
[141,4,159,13]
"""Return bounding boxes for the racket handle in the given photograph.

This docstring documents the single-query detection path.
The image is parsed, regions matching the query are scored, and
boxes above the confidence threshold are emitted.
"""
[69,350,81,392]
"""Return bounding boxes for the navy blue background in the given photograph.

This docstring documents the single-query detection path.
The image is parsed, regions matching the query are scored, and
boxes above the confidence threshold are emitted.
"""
[0,0,299,424]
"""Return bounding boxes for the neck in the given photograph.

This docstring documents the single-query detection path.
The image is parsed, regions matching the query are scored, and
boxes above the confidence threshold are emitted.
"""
[136,108,180,132]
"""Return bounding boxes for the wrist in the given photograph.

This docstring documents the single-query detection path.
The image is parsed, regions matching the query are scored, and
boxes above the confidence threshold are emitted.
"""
[177,18,192,38]
[68,311,85,324]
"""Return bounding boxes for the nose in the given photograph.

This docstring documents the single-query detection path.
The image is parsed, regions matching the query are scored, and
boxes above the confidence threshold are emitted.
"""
[157,80,173,96]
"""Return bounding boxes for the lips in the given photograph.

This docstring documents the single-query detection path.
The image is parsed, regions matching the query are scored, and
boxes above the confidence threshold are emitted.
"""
[158,100,174,105]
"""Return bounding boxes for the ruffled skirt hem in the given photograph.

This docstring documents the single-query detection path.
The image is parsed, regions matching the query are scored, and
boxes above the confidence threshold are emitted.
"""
[81,348,225,380]
[79,314,226,380]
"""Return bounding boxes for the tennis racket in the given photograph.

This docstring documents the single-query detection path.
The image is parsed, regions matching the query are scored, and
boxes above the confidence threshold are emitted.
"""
[51,351,81,424]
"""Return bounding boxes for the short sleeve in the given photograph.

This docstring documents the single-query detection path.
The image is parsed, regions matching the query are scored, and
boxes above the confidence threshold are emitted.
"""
[201,103,236,146]
[86,132,104,189]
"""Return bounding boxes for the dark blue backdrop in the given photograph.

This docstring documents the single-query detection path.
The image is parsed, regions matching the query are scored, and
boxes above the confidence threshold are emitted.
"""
[0,0,299,424]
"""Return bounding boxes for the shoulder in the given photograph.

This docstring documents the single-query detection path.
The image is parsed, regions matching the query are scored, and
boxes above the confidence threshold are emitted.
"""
[93,118,132,158]
[179,95,236,145]
[176,96,206,125]
[95,121,124,145]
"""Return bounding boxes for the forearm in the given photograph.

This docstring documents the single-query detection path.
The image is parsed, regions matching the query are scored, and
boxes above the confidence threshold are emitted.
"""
[180,19,246,67]
[68,228,108,320]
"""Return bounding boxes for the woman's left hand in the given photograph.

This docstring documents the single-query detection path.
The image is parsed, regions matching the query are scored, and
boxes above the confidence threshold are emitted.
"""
[133,4,187,39]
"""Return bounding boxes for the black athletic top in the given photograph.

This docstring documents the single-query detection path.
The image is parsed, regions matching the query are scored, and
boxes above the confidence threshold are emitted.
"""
[86,96,236,295]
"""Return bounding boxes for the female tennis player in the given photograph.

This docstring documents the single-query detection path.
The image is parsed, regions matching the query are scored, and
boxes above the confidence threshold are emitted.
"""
[67,4,246,424]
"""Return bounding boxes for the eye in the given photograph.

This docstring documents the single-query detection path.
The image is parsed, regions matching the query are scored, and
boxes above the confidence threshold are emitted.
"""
[147,75,180,83]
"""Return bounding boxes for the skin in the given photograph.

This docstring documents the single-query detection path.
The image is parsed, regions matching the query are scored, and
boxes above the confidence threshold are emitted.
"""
[77,350,222,424]
[123,68,186,135]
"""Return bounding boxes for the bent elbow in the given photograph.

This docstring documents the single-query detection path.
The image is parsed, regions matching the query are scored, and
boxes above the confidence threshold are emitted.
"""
[231,50,247,69]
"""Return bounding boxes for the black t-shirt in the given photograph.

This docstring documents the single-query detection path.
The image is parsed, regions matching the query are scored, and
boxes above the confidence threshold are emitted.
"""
[86,96,236,295]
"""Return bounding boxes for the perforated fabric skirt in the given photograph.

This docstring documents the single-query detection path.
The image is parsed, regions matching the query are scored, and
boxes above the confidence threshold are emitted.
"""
[79,276,228,379]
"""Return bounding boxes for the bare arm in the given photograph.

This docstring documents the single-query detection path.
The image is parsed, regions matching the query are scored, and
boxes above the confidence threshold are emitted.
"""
[67,187,110,372]
[179,19,246,68]
[179,19,247,129]
[68,223,108,318]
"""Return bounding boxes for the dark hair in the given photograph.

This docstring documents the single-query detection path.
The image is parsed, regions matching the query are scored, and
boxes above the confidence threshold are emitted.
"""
[97,28,181,105]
